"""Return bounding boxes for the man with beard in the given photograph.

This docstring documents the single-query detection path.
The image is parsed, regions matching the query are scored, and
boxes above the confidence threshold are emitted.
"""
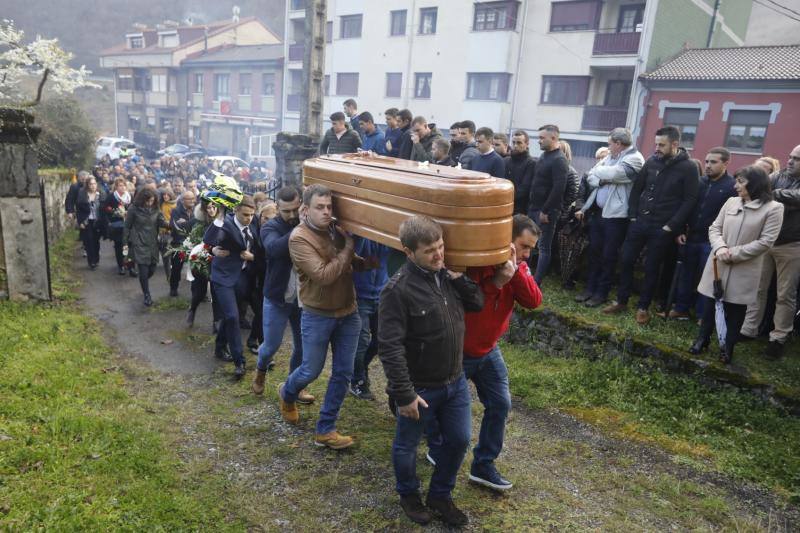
[251,186,314,406]
[504,131,537,215]
[448,122,465,163]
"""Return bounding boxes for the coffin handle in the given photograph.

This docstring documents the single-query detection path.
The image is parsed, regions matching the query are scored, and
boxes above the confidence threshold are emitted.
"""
[351,177,362,186]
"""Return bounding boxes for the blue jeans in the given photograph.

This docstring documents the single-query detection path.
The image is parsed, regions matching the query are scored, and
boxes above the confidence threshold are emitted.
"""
[282,310,361,434]
[393,375,471,498]
[674,241,711,315]
[353,298,379,386]
[529,209,558,285]
[585,217,628,300]
[256,299,303,373]
[617,220,674,309]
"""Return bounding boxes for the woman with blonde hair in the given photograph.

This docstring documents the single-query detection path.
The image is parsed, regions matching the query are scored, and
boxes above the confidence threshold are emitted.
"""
[755,156,780,176]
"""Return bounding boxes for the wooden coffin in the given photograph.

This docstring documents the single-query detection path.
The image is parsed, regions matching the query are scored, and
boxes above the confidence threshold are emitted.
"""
[302,153,514,269]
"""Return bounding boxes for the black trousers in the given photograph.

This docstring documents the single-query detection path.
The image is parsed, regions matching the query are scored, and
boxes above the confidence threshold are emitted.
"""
[81,220,101,266]
[169,252,184,292]
[698,297,747,355]
[617,220,673,309]
[137,262,157,297]
[107,226,125,268]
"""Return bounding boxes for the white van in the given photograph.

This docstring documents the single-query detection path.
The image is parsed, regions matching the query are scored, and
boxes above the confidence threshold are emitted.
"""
[96,137,136,161]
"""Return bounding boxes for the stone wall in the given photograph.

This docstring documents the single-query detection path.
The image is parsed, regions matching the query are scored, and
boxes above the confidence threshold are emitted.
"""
[508,308,800,415]
[40,170,73,246]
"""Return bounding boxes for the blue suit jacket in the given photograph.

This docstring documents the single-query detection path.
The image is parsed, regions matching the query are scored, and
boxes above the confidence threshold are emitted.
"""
[203,214,260,288]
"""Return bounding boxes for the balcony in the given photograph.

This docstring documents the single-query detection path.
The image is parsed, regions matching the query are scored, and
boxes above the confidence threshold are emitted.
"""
[290,0,306,9]
[593,31,641,55]
[582,106,628,132]
[287,94,301,112]
[288,43,304,62]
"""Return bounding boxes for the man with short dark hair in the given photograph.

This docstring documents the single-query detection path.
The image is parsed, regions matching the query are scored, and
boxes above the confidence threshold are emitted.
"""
[379,215,484,527]
[448,122,466,162]
[470,127,505,178]
[492,133,509,157]
[320,111,362,155]
[278,185,363,450]
[432,138,454,167]
[343,98,364,139]
[168,190,197,297]
[409,116,443,162]
[528,124,569,285]
[204,195,261,377]
[384,108,402,157]
[741,144,800,358]
[603,126,700,325]
[360,112,387,155]
[671,147,736,320]
[457,120,480,169]
[251,186,313,405]
[396,109,415,159]
[505,130,536,215]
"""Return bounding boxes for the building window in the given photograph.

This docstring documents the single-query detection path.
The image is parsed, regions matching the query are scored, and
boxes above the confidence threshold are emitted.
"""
[160,117,175,132]
[324,75,330,96]
[336,73,359,96]
[617,4,645,33]
[550,0,601,32]
[261,73,275,96]
[725,110,770,153]
[128,35,143,49]
[193,73,203,94]
[326,21,333,43]
[128,115,141,130]
[159,33,179,47]
[419,7,437,35]
[290,0,306,10]
[390,10,407,36]
[239,73,252,95]
[215,74,230,99]
[340,15,363,39]
[604,80,631,108]
[414,73,432,99]
[118,74,133,91]
[663,107,701,149]
[467,73,511,101]
[150,73,167,93]
[386,73,402,98]
[473,1,519,31]
[540,76,589,105]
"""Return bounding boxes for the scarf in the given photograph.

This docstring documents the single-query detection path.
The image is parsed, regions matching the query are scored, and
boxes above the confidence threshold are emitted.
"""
[114,190,131,205]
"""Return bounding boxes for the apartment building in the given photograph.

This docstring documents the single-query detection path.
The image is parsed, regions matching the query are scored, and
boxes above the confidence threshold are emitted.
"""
[100,17,283,156]
[283,0,753,170]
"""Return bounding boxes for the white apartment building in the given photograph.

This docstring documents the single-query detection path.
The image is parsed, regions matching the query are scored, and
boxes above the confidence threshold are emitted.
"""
[281,0,651,168]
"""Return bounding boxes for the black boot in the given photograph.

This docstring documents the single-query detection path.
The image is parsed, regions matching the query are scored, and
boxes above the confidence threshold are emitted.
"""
[688,337,709,355]
[719,344,733,365]
[143,292,153,307]
[186,308,196,327]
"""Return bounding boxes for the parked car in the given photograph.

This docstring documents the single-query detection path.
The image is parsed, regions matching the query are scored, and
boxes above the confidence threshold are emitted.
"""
[208,156,250,170]
[178,150,207,162]
[96,137,136,161]
[156,144,190,157]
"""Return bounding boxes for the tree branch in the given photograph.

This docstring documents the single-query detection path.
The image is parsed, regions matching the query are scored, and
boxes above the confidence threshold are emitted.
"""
[21,68,50,107]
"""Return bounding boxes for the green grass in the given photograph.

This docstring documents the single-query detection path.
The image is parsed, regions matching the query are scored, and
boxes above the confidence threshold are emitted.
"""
[539,283,800,395]
[503,341,800,501]
[0,234,241,530]
[49,228,82,300]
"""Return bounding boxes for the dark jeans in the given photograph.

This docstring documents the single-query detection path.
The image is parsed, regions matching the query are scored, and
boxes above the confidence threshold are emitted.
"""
[393,374,471,498]
[213,275,250,367]
[674,241,712,315]
[256,299,303,373]
[698,297,747,355]
[190,274,222,322]
[169,252,184,292]
[585,217,628,300]
[617,220,674,309]
[137,262,156,296]
[353,298,379,386]
[248,277,264,344]
[81,220,101,266]
[108,225,125,268]
[529,209,558,285]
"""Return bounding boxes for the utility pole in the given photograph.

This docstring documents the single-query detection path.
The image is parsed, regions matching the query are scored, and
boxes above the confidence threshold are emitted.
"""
[706,0,721,47]
[300,0,326,141]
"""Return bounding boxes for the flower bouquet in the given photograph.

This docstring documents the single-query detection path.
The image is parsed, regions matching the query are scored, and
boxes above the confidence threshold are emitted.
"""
[186,242,213,281]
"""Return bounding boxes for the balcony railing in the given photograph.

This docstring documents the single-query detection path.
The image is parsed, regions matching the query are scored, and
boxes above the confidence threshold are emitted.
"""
[593,31,641,55]
[287,94,301,112]
[582,106,628,131]
[288,43,304,62]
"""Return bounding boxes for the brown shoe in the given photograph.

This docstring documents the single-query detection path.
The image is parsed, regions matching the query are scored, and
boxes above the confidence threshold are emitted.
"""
[297,389,316,405]
[668,310,690,320]
[251,369,266,395]
[278,383,299,425]
[314,430,354,450]
[635,309,651,325]
[602,302,627,314]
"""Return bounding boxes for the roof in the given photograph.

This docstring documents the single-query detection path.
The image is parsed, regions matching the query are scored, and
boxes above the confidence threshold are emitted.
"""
[641,45,800,81]
[182,44,284,64]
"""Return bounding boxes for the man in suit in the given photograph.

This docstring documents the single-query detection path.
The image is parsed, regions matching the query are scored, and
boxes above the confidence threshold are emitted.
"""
[204,195,260,377]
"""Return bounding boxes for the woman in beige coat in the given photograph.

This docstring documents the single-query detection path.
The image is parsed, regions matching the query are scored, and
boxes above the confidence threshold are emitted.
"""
[690,166,784,363]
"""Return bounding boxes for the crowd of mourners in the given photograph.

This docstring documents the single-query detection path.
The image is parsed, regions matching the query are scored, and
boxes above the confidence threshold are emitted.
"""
[63,97,799,527]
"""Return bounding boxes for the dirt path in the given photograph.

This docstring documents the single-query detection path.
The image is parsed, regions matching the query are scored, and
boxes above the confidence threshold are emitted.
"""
[77,240,798,531]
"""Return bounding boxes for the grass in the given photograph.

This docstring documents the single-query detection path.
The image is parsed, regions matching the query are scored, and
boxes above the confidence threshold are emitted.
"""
[538,282,800,395]
[502,341,800,502]
[0,233,241,530]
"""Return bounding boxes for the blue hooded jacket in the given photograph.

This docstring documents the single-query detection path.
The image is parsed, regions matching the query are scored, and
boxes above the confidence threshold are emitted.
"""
[353,237,390,301]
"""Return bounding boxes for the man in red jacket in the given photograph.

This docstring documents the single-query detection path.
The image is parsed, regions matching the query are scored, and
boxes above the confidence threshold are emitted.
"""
[429,214,542,491]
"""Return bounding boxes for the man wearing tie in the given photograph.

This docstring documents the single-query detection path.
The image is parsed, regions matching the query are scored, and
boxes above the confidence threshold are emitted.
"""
[204,195,260,377]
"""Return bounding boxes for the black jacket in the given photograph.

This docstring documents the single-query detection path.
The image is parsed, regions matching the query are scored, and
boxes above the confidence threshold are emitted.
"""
[65,182,82,215]
[685,173,736,243]
[409,125,443,163]
[771,170,800,245]
[75,188,106,227]
[435,156,456,167]
[529,148,569,216]
[260,215,298,303]
[397,126,414,160]
[504,152,536,215]
[169,202,194,245]
[319,125,362,155]
[378,261,484,406]
[628,147,700,231]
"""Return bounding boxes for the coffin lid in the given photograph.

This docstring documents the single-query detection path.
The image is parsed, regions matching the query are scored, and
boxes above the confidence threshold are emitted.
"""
[303,153,513,208]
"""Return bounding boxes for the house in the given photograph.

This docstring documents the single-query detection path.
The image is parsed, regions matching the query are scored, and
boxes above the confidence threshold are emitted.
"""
[99,16,282,156]
[637,45,800,170]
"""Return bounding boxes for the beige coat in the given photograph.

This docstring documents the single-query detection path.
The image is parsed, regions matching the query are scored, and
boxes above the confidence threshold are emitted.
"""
[697,197,784,305]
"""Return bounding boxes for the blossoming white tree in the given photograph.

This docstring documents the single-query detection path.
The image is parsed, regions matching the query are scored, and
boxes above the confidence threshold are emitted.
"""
[0,18,98,107]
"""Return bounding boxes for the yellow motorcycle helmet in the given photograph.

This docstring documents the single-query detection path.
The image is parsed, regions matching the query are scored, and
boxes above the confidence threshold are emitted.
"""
[205,172,243,209]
